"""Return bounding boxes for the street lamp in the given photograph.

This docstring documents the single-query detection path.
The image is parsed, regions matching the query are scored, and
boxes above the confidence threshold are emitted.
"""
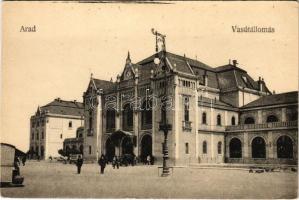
[151,28,172,177]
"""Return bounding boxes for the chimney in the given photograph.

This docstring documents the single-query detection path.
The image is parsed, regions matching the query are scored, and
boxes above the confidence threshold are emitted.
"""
[258,77,263,92]
[203,71,208,86]
[232,60,238,66]
[273,90,276,94]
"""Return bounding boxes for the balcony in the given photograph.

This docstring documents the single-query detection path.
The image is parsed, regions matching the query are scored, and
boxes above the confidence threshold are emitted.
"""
[183,121,192,131]
[226,120,298,132]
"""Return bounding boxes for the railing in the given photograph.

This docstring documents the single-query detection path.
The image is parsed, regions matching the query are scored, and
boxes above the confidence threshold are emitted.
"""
[226,120,298,131]
[183,121,192,131]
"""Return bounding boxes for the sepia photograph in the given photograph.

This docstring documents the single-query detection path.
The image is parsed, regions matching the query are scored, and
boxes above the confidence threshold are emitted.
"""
[1,1,298,199]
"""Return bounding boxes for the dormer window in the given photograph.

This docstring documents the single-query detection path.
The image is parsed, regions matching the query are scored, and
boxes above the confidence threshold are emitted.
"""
[241,76,248,83]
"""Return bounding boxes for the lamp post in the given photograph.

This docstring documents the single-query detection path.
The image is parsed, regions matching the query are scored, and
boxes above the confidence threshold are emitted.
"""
[151,29,172,177]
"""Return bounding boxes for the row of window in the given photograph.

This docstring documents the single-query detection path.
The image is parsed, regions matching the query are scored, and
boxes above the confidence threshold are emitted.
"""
[179,79,196,89]
[31,119,45,128]
[244,113,297,125]
[31,131,44,140]
[184,141,223,154]
[201,112,236,126]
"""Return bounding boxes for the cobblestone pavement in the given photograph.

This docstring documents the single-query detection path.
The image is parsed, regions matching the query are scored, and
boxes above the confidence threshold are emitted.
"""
[1,161,297,198]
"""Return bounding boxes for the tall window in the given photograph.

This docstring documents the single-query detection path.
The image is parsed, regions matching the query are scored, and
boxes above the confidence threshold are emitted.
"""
[231,116,236,125]
[123,104,133,131]
[69,121,72,128]
[31,132,34,140]
[106,109,116,131]
[185,143,189,154]
[217,142,222,154]
[60,134,63,139]
[89,146,92,154]
[89,110,93,133]
[203,141,207,154]
[184,97,190,122]
[202,112,207,124]
[36,131,39,140]
[217,114,221,126]
[142,100,152,127]
[41,132,44,139]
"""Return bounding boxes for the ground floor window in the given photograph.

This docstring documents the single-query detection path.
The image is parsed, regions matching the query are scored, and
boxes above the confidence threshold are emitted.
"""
[203,141,207,154]
[217,142,222,154]
[89,146,92,154]
[277,135,293,159]
[229,138,242,158]
[251,137,266,158]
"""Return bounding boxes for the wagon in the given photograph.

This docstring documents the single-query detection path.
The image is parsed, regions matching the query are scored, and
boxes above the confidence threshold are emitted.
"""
[0,143,25,187]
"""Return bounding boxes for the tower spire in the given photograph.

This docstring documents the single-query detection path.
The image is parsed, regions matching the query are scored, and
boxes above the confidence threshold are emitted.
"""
[126,51,131,64]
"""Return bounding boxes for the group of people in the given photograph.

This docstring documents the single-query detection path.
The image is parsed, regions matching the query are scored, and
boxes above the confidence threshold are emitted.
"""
[75,154,154,174]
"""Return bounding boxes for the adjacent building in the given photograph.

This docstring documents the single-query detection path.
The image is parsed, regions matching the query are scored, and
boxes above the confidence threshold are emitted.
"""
[29,98,84,159]
[81,50,298,165]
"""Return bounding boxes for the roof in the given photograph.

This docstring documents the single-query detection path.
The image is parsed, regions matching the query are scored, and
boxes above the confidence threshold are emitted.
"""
[198,96,238,110]
[39,99,84,116]
[93,79,116,91]
[242,91,298,108]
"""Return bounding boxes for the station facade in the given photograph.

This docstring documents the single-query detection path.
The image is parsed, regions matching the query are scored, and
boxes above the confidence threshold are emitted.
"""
[82,51,298,165]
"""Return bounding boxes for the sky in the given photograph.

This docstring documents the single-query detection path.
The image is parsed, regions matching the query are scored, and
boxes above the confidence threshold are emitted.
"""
[1,1,298,151]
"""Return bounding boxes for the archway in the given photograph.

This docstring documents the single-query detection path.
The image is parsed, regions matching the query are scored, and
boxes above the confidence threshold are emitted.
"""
[140,134,152,162]
[252,137,266,158]
[229,138,242,158]
[244,117,255,124]
[121,136,134,155]
[277,135,293,159]
[267,115,278,123]
[105,138,115,162]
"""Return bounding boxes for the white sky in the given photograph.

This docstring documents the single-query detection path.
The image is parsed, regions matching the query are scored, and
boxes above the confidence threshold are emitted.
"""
[1,1,298,151]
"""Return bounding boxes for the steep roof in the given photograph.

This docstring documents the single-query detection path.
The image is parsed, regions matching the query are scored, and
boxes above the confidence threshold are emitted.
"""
[40,99,84,116]
[242,91,298,108]
[93,79,116,91]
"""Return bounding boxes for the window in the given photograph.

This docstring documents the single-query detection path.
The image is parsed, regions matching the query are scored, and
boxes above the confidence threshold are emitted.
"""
[36,131,39,140]
[217,114,221,126]
[31,122,35,128]
[184,97,190,122]
[202,112,207,124]
[185,143,189,154]
[231,116,236,125]
[203,141,207,154]
[106,109,116,131]
[266,115,278,123]
[31,132,34,140]
[217,142,222,154]
[123,104,133,131]
[89,146,92,154]
[89,110,93,134]
[60,134,63,139]
[244,117,255,124]
[41,132,44,139]
[69,121,72,128]
[141,100,152,128]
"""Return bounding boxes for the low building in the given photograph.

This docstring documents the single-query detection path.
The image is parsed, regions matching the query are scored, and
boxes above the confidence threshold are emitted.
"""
[29,98,84,159]
[63,127,84,155]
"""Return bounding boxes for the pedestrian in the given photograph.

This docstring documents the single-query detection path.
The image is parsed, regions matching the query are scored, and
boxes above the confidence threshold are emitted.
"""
[116,156,120,169]
[146,155,151,165]
[112,155,117,169]
[76,155,83,174]
[98,154,106,174]
[21,156,27,166]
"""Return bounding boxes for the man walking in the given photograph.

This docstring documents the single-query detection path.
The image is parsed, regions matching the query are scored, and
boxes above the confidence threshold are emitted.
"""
[98,154,106,174]
[76,155,83,174]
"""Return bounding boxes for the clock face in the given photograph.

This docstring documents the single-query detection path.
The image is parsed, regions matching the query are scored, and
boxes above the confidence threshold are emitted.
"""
[126,70,132,78]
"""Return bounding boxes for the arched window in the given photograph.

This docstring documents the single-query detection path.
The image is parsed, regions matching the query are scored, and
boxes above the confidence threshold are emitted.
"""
[202,112,207,124]
[203,141,207,154]
[123,104,133,131]
[217,114,221,126]
[41,132,44,139]
[68,121,72,128]
[244,117,255,124]
[36,131,39,140]
[251,137,266,158]
[106,109,116,131]
[217,142,222,154]
[266,115,278,123]
[229,138,242,158]
[185,143,189,154]
[142,100,152,127]
[277,136,293,159]
[184,97,190,122]
[231,116,236,125]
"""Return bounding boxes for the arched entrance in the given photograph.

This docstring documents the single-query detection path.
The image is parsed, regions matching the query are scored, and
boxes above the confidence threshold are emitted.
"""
[277,135,293,159]
[121,136,134,155]
[252,137,266,158]
[229,138,242,158]
[140,134,152,162]
[105,138,115,162]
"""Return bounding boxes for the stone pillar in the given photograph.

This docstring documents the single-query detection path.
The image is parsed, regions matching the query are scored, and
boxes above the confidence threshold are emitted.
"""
[133,71,139,156]
[224,111,228,126]
[281,108,287,122]
[116,91,120,130]
[210,101,214,131]
[243,132,249,161]
[96,94,103,159]
[267,131,274,159]
[195,81,199,160]
[173,75,180,161]
[257,110,262,124]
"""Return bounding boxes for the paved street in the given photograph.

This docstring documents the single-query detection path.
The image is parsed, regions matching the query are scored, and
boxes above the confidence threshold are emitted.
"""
[1,161,297,198]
